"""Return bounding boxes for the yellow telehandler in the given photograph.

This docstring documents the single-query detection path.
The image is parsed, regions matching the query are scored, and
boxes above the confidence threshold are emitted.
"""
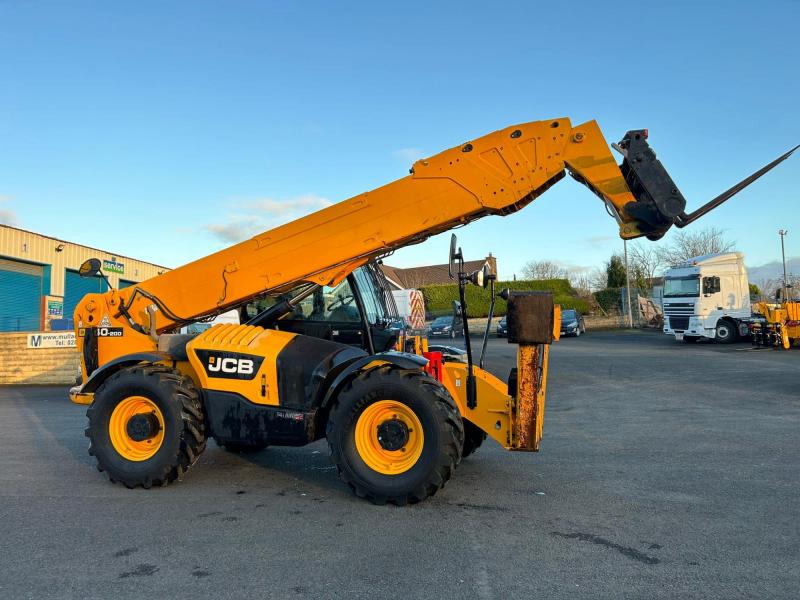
[69,118,796,503]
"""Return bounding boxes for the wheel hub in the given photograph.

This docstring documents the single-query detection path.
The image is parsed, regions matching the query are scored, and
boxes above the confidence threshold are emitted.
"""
[377,418,410,451]
[126,412,161,442]
[109,395,166,461]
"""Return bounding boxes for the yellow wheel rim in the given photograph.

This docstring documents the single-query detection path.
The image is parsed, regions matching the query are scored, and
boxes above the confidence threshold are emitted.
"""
[354,400,424,475]
[109,396,165,461]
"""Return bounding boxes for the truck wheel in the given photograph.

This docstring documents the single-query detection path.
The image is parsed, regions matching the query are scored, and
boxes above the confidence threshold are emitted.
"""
[326,366,464,505]
[214,438,268,453]
[461,420,487,459]
[714,321,736,344]
[86,364,206,488]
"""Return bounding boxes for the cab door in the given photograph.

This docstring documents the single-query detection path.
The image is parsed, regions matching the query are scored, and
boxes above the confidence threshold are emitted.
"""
[275,278,369,349]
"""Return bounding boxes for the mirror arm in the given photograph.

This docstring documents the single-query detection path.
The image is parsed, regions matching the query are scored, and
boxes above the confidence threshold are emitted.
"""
[457,259,477,409]
[478,276,496,370]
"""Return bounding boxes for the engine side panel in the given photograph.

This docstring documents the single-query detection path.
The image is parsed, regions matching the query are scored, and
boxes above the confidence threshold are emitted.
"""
[187,324,297,406]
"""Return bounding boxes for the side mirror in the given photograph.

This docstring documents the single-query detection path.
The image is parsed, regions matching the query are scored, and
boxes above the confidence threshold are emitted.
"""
[499,288,511,301]
[79,258,102,278]
[703,276,720,294]
[448,234,462,279]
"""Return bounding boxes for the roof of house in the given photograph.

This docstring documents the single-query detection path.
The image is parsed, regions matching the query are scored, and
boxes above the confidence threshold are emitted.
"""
[380,255,497,288]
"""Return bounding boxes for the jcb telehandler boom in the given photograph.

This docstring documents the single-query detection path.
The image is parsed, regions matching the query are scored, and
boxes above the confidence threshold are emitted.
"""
[69,117,795,504]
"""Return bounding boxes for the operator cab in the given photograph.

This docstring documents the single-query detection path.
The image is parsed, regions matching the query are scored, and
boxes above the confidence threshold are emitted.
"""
[242,262,400,353]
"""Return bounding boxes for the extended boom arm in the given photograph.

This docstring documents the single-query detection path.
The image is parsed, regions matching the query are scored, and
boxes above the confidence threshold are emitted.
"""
[74,117,795,370]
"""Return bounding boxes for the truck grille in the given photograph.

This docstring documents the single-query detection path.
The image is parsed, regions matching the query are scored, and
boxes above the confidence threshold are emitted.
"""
[663,302,694,331]
[669,315,690,330]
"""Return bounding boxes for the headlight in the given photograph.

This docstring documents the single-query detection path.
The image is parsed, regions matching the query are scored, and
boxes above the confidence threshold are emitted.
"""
[442,326,452,331]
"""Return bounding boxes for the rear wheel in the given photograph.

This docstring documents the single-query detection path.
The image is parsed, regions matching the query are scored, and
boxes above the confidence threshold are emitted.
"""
[461,420,487,459]
[86,364,206,488]
[327,366,463,505]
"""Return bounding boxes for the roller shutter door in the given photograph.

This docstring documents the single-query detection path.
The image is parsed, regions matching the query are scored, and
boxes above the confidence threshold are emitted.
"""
[0,258,43,332]
[64,269,107,321]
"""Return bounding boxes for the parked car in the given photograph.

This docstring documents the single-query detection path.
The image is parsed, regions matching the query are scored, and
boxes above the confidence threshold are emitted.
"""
[387,317,410,334]
[496,316,508,337]
[428,315,463,339]
[560,309,586,337]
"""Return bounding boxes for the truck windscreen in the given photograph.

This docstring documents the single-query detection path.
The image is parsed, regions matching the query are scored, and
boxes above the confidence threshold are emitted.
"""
[664,276,700,297]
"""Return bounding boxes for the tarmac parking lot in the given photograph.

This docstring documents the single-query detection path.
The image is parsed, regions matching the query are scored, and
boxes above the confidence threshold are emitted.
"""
[0,330,797,599]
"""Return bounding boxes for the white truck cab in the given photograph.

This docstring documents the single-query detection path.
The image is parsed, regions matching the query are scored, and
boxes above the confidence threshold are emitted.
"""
[662,252,751,343]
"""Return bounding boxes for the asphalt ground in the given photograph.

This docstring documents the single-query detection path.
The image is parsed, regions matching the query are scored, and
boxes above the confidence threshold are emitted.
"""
[0,330,798,599]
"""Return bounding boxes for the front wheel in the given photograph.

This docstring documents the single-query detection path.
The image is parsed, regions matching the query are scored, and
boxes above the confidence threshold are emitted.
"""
[461,420,487,459]
[714,321,736,344]
[86,365,206,488]
[326,366,464,505]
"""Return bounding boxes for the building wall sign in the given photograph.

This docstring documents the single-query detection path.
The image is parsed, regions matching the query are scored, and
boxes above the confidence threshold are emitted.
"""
[103,258,125,274]
[27,331,76,348]
[47,299,64,317]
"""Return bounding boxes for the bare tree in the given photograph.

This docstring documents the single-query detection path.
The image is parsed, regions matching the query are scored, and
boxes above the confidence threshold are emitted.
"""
[568,271,593,296]
[656,227,735,267]
[521,260,567,280]
[588,267,607,291]
[628,241,665,285]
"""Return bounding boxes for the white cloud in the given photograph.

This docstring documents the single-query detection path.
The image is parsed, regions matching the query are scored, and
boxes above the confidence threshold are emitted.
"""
[0,196,18,226]
[205,194,332,243]
[586,235,614,247]
[392,147,426,163]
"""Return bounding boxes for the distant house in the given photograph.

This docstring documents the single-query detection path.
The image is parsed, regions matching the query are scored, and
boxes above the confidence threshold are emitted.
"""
[380,254,498,290]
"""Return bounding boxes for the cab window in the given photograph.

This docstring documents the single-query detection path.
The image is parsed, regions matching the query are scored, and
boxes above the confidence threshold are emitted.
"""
[293,279,362,323]
[353,267,390,325]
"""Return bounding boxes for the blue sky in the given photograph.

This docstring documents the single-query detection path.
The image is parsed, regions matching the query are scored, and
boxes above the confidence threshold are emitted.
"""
[1,0,798,281]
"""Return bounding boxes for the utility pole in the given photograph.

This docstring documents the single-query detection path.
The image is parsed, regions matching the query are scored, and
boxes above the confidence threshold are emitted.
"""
[779,229,788,302]
[624,239,633,328]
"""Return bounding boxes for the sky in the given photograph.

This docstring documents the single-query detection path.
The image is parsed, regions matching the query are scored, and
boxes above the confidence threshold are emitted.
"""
[1,0,798,282]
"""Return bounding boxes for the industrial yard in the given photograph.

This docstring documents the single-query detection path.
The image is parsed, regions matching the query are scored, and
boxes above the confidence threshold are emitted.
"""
[1,331,796,599]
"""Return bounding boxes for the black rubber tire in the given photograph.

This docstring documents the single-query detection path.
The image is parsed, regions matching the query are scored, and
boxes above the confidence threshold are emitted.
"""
[714,320,736,344]
[214,439,268,453]
[86,364,206,488]
[326,365,464,505]
[461,420,487,459]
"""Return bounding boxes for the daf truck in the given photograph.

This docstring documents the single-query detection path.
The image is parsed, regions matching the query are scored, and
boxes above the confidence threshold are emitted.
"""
[662,252,752,343]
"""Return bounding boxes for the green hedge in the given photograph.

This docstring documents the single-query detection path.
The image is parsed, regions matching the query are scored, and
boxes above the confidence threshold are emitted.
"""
[420,279,590,318]
[593,287,621,312]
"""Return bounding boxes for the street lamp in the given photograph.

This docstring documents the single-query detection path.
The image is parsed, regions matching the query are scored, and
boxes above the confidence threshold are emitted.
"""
[624,239,633,327]
[779,229,788,302]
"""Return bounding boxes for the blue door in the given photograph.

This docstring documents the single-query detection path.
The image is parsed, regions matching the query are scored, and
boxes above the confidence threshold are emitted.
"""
[64,270,107,321]
[0,258,43,331]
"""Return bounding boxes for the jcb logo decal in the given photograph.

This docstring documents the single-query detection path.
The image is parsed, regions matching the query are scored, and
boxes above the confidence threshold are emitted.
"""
[196,350,264,380]
[208,356,254,375]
